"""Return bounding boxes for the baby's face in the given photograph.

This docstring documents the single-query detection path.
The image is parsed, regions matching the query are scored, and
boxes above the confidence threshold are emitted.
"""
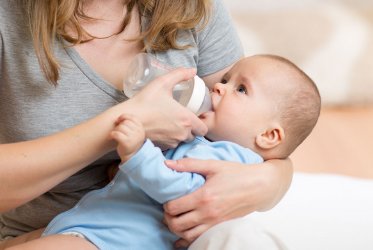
[199,56,283,147]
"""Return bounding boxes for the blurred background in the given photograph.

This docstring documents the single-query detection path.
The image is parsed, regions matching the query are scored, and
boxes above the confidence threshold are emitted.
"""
[223,0,373,178]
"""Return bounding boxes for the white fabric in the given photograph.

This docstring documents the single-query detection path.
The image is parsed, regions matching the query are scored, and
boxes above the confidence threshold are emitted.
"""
[191,173,373,250]
[189,217,287,250]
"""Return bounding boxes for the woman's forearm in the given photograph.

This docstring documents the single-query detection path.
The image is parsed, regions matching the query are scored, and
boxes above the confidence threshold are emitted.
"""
[256,157,293,211]
[0,105,121,212]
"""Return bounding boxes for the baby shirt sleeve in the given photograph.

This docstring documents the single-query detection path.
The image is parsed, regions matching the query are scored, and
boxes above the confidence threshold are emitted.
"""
[119,139,205,204]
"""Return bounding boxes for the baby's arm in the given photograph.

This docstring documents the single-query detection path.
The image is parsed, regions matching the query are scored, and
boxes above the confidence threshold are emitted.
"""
[110,113,202,204]
[119,139,205,204]
[111,115,259,206]
[3,234,97,250]
[110,113,204,204]
[0,228,44,249]
[120,139,259,205]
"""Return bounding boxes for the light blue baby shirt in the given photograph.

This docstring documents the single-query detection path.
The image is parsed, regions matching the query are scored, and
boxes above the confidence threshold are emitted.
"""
[43,137,263,249]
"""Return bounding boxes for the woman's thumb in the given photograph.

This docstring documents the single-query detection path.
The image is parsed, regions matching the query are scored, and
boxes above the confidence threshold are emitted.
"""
[154,67,197,90]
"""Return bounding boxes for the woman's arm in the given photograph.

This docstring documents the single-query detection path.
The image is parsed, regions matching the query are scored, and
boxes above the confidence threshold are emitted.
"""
[0,228,44,249]
[163,157,293,247]
[0,68,207,212]
[0,106,122,211]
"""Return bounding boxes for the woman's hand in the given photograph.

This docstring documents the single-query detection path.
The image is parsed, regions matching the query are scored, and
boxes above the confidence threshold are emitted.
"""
[124,68,208,149]
[163,158,293,248]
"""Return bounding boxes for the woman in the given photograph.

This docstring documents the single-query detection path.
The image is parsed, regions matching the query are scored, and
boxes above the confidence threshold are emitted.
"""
[0,0,292,248]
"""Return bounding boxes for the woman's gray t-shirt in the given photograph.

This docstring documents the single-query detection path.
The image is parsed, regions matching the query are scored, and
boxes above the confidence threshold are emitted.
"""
[0,0,243,238]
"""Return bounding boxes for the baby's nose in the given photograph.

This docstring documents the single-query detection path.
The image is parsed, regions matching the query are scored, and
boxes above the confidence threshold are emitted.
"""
[213,82,226,95]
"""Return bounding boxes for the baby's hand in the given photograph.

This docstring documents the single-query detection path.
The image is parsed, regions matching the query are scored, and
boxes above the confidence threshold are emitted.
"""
[110,114,145,163]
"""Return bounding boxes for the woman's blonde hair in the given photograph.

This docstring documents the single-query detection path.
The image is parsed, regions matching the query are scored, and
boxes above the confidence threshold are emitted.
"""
[22,0,211,85]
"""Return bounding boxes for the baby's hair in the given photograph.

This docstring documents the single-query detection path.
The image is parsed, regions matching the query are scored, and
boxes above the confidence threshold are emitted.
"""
[258,55,321,158]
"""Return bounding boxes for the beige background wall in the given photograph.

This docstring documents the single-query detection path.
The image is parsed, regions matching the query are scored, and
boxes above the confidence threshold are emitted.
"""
[223,0,373,106]
[223,1,373,178]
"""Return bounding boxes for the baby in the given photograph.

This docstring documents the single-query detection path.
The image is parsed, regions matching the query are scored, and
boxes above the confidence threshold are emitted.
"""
[8,54,321,250]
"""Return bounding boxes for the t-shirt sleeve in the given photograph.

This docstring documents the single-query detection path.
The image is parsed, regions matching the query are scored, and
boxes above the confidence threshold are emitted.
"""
[0,7,4,74]
[196,0,244,77]
[0,31,3,73]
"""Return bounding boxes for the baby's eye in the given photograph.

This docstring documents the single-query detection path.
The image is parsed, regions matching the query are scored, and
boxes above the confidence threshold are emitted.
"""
[237,84,247,94]
[221,79,228,84]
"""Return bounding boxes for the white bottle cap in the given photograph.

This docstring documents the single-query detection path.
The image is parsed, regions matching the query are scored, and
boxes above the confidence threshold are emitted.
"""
[186,76,207,114]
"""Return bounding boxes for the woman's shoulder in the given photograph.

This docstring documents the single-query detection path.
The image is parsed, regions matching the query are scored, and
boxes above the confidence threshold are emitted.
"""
[0,0,27,34]
[193,0,243,76]
[0,1,32,62]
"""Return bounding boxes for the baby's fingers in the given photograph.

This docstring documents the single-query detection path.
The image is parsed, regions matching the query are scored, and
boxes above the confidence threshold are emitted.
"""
[110,130,129,145]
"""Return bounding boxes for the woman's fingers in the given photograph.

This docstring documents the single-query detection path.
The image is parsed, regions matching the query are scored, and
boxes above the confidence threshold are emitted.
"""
[164,211,198,235]
[160,68,207,137]
[163,159,224,217]
[146,67,207,139]
[126,67,206,148]
[163,187,200,216]
[150,67,197,91]
[174,238,190,249]
[164,211,212,247]
[164,196,222,235]
[163,159,259,245]
[175,224,211,247]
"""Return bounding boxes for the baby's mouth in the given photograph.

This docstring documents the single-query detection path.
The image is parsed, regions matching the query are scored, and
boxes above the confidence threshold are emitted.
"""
[198,109,213,119]
[199,94,216,119]
[198,112,208,119]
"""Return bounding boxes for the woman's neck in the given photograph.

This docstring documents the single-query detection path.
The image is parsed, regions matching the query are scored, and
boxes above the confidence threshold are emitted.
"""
[71,0,143,90]
[79,0,129,38]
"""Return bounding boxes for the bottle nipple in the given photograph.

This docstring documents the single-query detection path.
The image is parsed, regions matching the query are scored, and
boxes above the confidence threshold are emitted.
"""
[187,76,212,115]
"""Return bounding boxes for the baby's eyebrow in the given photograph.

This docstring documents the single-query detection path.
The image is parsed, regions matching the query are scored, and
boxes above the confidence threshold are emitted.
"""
[221,72,229,81]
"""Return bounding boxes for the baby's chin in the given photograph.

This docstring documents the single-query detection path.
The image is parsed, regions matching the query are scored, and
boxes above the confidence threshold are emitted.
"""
[198,110,211,119]
[198,109,215,120]
[198,112,213,130]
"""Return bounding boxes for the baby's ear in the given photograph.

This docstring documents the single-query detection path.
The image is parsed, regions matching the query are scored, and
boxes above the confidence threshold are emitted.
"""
[255,125,285,150]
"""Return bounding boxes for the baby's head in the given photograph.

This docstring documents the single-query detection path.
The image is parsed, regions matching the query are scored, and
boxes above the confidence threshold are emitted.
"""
[200,55,321,160]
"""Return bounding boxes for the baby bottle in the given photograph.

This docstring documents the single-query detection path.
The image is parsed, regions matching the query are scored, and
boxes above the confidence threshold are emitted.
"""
[123,53,212,115]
